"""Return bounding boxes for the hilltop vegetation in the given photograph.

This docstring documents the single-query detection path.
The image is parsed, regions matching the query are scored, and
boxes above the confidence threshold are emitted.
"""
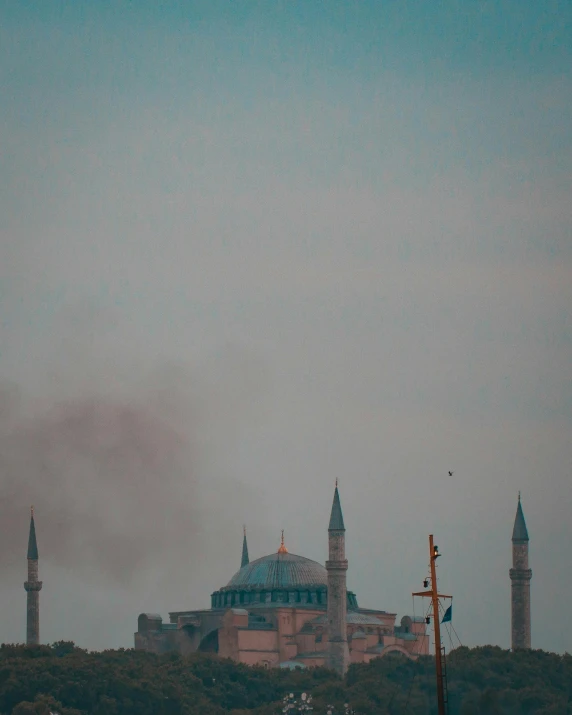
[0,642,570,715]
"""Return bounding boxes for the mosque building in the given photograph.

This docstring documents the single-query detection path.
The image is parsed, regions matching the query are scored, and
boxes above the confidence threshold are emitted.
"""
[21,489,532,672]
[134,486,429,672]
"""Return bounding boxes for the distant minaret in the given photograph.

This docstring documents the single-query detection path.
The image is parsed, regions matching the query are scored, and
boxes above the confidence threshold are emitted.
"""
[326,483,350,675]
[24,507,42,645]
[241,526,249,568]
[510,494,531,650]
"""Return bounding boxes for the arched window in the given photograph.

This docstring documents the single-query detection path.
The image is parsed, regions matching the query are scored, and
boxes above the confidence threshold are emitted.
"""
[198,629,219,654]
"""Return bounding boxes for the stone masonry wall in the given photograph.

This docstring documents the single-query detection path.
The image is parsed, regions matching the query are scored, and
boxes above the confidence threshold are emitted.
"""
[24,558,42,645]
[510,543,531,649]
[327,528,349,675]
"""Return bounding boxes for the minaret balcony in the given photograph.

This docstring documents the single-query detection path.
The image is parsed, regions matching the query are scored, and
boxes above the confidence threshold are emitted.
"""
[24,581,43,591]
[326,559,348,571]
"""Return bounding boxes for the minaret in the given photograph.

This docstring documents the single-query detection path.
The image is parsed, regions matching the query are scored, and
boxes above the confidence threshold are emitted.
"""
[510,494,531,650]
[326,483,350,675]
[24,507,42,645]
[241,526,249,568]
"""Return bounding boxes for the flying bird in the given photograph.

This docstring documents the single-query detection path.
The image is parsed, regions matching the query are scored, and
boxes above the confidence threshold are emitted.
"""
[448,471,454,476]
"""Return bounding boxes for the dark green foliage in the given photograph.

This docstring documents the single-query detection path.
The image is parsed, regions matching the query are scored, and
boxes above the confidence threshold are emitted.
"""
[0,643,570,714]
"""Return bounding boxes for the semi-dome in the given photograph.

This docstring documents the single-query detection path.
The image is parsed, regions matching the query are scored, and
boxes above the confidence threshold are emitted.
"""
[226,552,328,590]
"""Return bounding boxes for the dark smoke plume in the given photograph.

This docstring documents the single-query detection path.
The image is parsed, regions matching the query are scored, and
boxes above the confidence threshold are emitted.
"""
[0,350,266,586]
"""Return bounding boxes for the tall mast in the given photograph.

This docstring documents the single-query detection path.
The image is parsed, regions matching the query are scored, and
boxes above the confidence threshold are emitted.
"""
[413,535,451,715]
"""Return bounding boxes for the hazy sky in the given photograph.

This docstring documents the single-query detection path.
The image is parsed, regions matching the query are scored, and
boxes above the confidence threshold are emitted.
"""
[1,1,571,654]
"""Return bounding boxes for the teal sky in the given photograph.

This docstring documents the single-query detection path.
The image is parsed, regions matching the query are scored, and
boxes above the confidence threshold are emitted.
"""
[1,2,571,654]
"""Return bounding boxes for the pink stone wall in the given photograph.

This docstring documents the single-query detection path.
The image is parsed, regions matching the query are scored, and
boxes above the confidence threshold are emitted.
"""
[237,628,278,653]
[218,626,238,660]
[236,626,281,668]
[412,634,429,655]
[296,633,317,653]
[136,604,429,667]
[276,609,296,662]
[289,609,323,632]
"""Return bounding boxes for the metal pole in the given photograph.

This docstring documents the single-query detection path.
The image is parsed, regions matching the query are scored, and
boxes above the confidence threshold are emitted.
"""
[429,535,446,715]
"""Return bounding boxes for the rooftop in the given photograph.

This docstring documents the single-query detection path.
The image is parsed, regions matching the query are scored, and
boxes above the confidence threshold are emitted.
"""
[311,612,384,626]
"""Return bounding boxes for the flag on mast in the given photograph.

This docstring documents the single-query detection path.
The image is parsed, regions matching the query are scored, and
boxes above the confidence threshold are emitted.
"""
[441,605,452,624]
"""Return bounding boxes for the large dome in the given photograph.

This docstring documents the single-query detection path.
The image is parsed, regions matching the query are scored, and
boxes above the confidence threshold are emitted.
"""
[225,552,327,590]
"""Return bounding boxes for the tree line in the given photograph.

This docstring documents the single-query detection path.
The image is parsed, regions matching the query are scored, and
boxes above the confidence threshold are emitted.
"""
[0,642,570,714]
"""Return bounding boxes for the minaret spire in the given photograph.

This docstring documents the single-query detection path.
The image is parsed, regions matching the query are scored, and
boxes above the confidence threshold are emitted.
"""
[328,483,345,531]
[241,526,249,568]
[512,494,529,542]
[326,484,350,674]
[24,506,42,645]
[27,506,39,559]
[510,494,532,649]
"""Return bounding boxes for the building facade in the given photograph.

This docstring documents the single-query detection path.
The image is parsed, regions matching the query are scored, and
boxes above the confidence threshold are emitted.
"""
[135,487,428,672]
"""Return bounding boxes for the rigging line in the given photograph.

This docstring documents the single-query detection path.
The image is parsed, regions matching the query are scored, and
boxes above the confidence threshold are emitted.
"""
[411,599,421,654]
[437,600,463,649]
[386,598,416,711]
[413,597,426,657]
[436,601,453,651]
[450,622,463,648]
[406,633,423,714]
[403,667,418,714]
[385,681,402,711]
[400,594,424,713]
[446,623,453,652]
[412,598,423,658]
[412,595,417,654]
[404,598,421,714]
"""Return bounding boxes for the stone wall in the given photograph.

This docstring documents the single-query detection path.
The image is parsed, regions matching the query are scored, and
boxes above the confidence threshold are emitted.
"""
[24,558,42,645]
[510,542,531,649]
[326,527,350,674]
[510,567,532,649]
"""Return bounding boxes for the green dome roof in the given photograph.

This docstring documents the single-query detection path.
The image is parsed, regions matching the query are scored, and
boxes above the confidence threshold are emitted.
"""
[225,552,327,590]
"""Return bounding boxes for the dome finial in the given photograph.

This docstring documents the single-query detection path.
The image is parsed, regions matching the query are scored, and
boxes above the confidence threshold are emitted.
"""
[278,529,288,554]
